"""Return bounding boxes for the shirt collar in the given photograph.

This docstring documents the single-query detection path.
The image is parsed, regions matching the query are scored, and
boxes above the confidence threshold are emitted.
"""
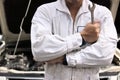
[56,0,92,15]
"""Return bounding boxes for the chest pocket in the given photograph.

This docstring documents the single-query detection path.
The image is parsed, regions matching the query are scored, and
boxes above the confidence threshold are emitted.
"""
[76,13,91,32]
[52,13,72,37]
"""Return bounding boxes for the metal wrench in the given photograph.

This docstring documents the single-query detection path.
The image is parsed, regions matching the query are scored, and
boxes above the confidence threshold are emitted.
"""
[88,3,95,24]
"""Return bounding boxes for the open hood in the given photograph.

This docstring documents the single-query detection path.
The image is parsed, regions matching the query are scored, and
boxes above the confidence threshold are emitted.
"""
[0,0,57,43]
[0,0,119,43]
[0,0,120,78]
[0,0,30,43]
[0,0,57,72]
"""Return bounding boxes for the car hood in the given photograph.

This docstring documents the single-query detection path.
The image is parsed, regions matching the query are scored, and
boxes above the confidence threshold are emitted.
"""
[0,0,30,43]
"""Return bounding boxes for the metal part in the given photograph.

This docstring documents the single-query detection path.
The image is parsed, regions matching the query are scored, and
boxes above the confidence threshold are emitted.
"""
[88,3,96,24]
[111,0,120,21]
[13,0,32,55]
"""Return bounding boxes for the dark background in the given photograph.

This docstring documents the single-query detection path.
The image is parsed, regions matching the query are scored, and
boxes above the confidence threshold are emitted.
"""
[2,0,120,34]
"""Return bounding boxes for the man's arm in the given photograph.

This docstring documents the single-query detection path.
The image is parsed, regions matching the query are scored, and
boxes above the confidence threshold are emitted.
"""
[31,5,84,62]
[47,22,100,64]
[47,9,117,67]
[65,8,118,67]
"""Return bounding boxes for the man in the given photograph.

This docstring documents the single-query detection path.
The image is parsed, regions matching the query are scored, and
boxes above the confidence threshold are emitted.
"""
[31,0,118,80]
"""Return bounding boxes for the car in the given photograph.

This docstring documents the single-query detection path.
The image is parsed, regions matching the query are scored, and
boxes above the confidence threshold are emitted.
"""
[0,0,120,80]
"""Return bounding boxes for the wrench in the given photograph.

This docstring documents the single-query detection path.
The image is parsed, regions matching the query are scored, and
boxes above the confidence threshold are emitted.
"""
[88,3,95,24]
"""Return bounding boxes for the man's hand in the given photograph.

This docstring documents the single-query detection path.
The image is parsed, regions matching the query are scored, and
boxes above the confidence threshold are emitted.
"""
[46,56,64,64]
[80,22,100,43]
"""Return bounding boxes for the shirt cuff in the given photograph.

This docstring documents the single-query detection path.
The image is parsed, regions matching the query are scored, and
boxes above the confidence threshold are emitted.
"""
[66,33,83,52]
[80,36,86,47]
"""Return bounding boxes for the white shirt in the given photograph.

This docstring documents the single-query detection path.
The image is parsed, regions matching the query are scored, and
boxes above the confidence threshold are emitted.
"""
[31,0,118,80]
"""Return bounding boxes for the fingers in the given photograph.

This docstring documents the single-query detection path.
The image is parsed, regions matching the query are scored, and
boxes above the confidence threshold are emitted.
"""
[85,22,100,32]
[87,22,100,28]
[80,21,101,43]
[93,21,100,24]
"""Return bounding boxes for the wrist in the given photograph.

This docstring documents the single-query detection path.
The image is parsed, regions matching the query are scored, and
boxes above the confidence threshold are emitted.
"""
[80,36,86,47]
[80,32,87,46]
[62,54,68,65]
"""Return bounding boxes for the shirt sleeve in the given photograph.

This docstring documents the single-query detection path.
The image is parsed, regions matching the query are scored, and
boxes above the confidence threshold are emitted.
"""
[66,7,118,67]
[31,6,83,62]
